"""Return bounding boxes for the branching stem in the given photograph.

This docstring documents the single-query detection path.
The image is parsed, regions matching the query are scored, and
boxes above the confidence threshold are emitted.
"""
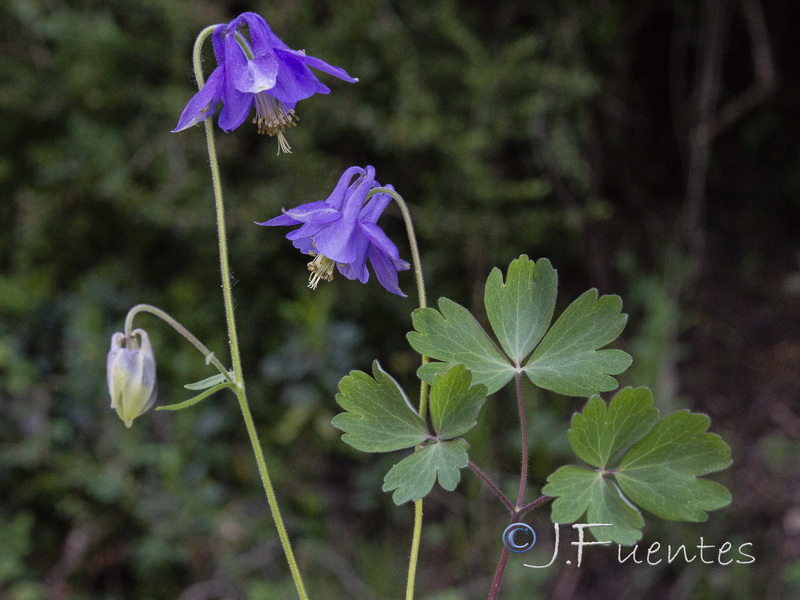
[468,461,515,513]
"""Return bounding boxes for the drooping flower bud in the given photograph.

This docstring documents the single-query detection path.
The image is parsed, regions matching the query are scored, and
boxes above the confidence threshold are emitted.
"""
[106,329,157,428]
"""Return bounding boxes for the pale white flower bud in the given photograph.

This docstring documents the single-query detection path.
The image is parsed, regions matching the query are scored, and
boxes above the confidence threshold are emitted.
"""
[106,329,157,427]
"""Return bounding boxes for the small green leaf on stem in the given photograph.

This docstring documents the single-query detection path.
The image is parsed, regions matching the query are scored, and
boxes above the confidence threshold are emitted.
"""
[544,466,644,545]
[542,387,732,544]
[382,439,469,504]
[184,372,233,390]
[408,298,515,394]
[524,289,632,396]
[332,361,428,453]
[429,364,487,439]
[156,382,235,412]
[484,256,557,364]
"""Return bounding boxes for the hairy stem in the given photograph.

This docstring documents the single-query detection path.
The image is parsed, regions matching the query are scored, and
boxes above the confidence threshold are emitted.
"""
[470,462,515,513]
[369,186,428,600]
[514,371,528,509]
[190,26,309,600]
[488,545,512,600]
[519,495,554,517]
[124,303,232,382]
[488,371,533,599]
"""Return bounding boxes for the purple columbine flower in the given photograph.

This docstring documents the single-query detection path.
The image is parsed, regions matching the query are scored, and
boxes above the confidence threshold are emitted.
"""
[173,12,357,152]
[257,166,411,296]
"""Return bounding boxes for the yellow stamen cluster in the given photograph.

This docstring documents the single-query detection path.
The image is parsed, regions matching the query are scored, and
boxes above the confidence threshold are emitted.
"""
[307,254,337,289]
[253,93,298,154]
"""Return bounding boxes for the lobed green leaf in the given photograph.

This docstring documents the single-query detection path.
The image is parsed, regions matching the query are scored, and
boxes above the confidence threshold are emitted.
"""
[332,361,428,453]
[544,387,732,543]
[382,439,469,504]
[408,298,515,394]
[544,465,644,545]
[568,387,659,468]
[484,256,557,364]
[428,364,487,439]
[524,289,632,396]
[615,411,732,521]
[408,257,632,399]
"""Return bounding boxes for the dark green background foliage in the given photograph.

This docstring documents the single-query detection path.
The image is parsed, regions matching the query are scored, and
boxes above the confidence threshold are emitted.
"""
[2,0,798,598]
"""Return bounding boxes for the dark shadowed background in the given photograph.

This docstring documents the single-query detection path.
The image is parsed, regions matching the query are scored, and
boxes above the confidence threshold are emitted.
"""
[1,0,799,598]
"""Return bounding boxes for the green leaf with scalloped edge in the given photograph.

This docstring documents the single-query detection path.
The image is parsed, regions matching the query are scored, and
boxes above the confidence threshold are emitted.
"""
[409,257,631,398]
[568,387,659,467]
[544,466,644,545]
[542,387,732,544]
[523,289,632,396]
[429,364,487,439]
[408,298,515,394]
[382,438,469,504]
[484,256,557,364]
[615,410,732,521]
[332,361,428,453]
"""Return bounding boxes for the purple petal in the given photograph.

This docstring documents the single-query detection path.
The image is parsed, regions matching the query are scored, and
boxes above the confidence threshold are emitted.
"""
[211,23,226,64]
[337,228,371,282]
[311,222,358,263]
[172,67,225,132]
[393,257,411,271]
[235,55,279,94]
[217,32,254,131]
[341,166,374,222]
[338,258,369,283]
[324,166,366,210]
[255,213,301,227]
[286,222,325,241]
[217,93,252,131]
[291,236,315,255]
[368,246,407,297]
[236,12,291,53]
[311,168,374,262]
[359,192,392,224]
[282,201,342,223]
[360,221,401,260]
[269,58,330,104]
[287,49,359,83]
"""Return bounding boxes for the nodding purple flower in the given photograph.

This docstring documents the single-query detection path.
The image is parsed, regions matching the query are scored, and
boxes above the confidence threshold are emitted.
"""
[257,166,411,296]
[173,12,357,152]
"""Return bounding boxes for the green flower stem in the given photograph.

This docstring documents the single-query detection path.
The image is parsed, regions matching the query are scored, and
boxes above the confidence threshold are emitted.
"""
[368,187,427,313]
[190,27,309,600]
[234,31,255,60]
[369,186,427,600]
[406,499,423,600]
[124,303,232,382]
